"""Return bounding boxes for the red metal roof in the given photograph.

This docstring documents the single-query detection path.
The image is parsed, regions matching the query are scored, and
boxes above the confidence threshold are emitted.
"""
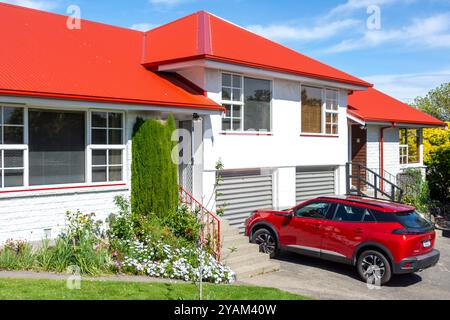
[0,3,222,110]
[348,88,445,126]
[144,11,372,88]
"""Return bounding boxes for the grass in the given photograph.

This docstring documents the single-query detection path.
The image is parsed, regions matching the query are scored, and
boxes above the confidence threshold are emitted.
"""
[0,278,308,300]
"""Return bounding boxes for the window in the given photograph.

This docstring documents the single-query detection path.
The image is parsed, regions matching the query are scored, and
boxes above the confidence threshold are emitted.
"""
[399,128,420,164]
[29,110,86,186]
[0,150,24,188]
[90,112,124,183]
[301,86,339,135]
[0,107,126,191]
[221,73,271,132]
[333,204,367,222]
[325,89,339,134]
[0,107,25,188]
[295,201,332,219]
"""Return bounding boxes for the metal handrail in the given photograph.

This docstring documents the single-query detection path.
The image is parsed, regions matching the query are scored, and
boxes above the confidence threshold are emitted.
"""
[179,186,221,261]
[346,162,404,202]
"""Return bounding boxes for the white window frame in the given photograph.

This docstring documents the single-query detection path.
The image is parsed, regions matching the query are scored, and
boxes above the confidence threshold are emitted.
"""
[0,105,127,192]
[324,89,339,135]
[88,110,126,184]
[399,128,420,165]
[300,85,340,136]
[220,72,273,133]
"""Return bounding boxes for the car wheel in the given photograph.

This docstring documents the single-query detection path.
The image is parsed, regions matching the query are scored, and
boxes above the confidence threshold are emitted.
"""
[251,228,278,258]
[357,250,392,286]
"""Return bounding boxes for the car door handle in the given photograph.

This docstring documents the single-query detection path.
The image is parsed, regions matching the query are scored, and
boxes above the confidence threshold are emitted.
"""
[312,223,321,229]
[353,228,364,234]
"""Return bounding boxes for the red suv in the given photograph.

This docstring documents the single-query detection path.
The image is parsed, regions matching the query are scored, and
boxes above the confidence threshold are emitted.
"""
[245,196,440,285]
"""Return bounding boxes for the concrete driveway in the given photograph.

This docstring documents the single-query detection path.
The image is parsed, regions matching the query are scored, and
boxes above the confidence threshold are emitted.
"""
[240,230,450,300]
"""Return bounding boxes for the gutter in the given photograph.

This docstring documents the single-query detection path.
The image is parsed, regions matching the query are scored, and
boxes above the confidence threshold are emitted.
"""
[380,123,396,190]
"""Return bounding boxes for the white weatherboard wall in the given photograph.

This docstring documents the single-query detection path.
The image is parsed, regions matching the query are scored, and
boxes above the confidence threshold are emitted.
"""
[0,109,154,244]
[366,125,401,178]
[199,68,349,211]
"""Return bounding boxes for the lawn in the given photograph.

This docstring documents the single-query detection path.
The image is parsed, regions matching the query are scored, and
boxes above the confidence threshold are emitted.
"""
[0,278,307,300]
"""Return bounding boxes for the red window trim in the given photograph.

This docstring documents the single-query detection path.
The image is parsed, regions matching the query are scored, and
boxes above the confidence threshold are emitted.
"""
[0,183,127,195]
[300,134,339,138]
[219,132,273,136]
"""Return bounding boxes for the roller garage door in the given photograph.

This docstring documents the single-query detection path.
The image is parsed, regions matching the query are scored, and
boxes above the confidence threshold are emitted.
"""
[216,170,273,232]
[296,167,336,203]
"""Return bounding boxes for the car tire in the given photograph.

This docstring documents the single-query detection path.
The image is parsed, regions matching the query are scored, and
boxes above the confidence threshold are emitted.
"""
[251,228,279,258]
[357,250,392,286]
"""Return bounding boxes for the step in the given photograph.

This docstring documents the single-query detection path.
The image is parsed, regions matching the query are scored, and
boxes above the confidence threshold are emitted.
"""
[223,250,270,267]
[232,260,280,280]
[221,242,260,260]
[221,234,251,248]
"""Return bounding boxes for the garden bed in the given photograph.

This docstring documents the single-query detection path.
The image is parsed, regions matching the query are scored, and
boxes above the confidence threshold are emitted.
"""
[0,197,234,284]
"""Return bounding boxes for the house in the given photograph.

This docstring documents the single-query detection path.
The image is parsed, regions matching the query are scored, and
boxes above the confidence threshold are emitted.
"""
[0,3,445,243]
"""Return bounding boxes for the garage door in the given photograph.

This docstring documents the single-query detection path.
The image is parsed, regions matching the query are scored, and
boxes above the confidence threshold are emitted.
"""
[296,167,336,203]
[216,170,273,232]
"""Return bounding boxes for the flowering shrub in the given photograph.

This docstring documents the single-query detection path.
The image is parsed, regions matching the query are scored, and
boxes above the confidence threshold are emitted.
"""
[119,238,235,284]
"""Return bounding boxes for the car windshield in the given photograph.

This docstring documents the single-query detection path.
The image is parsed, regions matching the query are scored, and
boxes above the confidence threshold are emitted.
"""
[394,211,432,229]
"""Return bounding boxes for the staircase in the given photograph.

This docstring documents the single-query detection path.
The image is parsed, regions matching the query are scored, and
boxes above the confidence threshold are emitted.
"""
[346,162,404,202]
[220,220,280,280]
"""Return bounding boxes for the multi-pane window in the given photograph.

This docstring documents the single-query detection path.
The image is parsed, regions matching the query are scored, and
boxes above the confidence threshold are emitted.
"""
[221,73,271,132]
[301,86,339,135]
[325,89,339,134]
[399,128,420,165]
[0,150,25,188]
[1,107,24,144]
[90,112,124,183]
[0,107,25,188]
[0,107,126,190]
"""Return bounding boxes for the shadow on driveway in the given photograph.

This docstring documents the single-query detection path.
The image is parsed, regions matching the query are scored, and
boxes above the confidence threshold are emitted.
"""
[274,250,423,288]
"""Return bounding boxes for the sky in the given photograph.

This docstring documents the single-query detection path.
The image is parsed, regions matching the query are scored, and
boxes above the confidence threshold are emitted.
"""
[2,0,450,102]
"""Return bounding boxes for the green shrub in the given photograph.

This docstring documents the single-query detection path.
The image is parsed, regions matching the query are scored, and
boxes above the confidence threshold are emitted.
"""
[427,146,450,206]
[399,168,431,214]
[131,115,178,218]
[0,239,35,270]
[161,205,200,244]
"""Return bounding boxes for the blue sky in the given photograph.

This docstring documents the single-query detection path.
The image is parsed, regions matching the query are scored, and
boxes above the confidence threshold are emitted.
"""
[3,0,450,101]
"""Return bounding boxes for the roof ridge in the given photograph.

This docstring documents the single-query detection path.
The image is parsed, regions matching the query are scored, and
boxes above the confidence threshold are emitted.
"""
[197,11,213,56]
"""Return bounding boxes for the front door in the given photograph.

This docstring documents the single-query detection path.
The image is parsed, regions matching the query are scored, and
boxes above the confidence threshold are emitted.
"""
[351,125,367,190]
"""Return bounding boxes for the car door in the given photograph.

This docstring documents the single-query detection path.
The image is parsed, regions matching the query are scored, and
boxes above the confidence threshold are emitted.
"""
[320,203,374,262]
[280,201,334,257]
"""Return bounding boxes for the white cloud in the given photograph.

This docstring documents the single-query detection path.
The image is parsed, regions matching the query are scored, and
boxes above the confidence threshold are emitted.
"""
[130,23,157,32]
[327,12,450,52]
[0,0,58,10]
[362,69,450,101]
[247,19,359,42]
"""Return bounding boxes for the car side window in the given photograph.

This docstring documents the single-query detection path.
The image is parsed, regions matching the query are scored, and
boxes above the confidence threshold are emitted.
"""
[363,210,376,222]
[295,202,332,219]
[333,204,367,222]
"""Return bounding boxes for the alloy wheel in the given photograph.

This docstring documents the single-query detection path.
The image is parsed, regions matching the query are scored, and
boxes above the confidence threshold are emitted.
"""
[254,232,276,255]
[361,254,386,280]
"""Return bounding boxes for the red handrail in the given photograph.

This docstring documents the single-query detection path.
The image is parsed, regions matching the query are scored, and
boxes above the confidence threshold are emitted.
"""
[178,186,221,261]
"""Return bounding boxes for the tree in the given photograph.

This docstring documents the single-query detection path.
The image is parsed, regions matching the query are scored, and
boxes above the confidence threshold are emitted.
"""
[413,82,450,121]
[427,146,450,205]
[131,115,178,218]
